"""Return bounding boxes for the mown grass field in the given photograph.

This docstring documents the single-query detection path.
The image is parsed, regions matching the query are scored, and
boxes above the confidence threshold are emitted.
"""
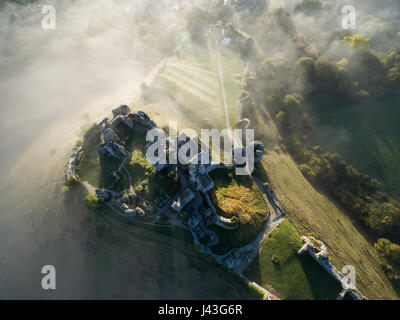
[309,94,400,202]
[253,105,399,299]
[244,220,342,300]
[156,43,244,130]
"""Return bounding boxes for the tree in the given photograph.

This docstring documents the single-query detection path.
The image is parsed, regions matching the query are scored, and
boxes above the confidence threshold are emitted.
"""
[210,0,234,22]
[275,110,286,122]
[158,24,180,55]
[299,164,317,182]
[190,19,206,43]
[294,0,322,15]
[343,34,371,49]
[314,58,350,94]
[258,58,278,81]
[184,4,209,30]
[375,238,400,261]
[84,194,103,209]
[388,66,400,89]
[282,94,301,110]
[273,8,295,34]
[295,57,316,91]
[257,58,287,95]
[367,202,399,235]
[347,50,386,94]
[295,57,316,78]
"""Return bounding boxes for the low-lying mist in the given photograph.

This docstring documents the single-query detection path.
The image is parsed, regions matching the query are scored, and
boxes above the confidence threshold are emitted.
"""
[0,0,159,299]
[1,0,399,299]
[0,0,150,174]
[0,0,249,300]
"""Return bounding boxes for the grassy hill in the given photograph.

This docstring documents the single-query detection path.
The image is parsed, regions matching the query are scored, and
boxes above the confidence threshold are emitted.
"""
[150,43,399,299]
[140,38,399,299]
[209,168,269,255]
[251,104,399,299]
[156,43,244,130]
[245,220,342,300]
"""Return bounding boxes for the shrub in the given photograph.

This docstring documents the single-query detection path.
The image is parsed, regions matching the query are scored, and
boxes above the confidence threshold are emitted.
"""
[295,57,316,80]
[367,202,400,235]
[355,90,370,101]
[273,8,295,34]
[84,194,103,209]
[282,94,302,113]
[314,58,350,94]
[388,67,400,89]
[299,164,317,182]
[275,110,286,122]
[65,176,78,186]
[375,239,400,261]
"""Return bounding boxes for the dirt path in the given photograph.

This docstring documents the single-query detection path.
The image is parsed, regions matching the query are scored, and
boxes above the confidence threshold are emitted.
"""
[215,45,283,224]
[214,45,286,279]
[216,46,231,131]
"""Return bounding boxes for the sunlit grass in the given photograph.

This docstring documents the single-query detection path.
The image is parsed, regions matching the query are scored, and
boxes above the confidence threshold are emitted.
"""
[244,220,342,300]
[209,168,269,254]
[157,43,244,130]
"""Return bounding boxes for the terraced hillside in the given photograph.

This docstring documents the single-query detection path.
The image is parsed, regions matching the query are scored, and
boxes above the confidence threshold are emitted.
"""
[156,45,244,130]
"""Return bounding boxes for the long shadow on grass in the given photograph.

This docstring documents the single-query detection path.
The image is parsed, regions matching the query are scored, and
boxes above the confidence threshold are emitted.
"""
[298,254,342,300]
[244,254,262,284]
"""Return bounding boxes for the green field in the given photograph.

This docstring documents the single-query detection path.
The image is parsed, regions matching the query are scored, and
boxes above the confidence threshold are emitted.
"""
[244,220,342,300]
[309,94,400,201]
[152,43,395,298]
[209,168,269,254]
[77,155,101,188]
[156,43,244,130]
[248,104,398,299]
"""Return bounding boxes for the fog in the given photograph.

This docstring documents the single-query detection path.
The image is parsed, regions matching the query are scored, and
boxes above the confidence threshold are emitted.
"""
[0,0,399,299]
[0,0,163,299]
[0,0,256,300]
[0,0,149,173]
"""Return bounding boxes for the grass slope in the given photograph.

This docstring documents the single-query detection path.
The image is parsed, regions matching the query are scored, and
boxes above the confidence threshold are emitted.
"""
[245,220,342,300]
[209,169,269,254]
[157,44,244,130]
[253,104,398,299]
